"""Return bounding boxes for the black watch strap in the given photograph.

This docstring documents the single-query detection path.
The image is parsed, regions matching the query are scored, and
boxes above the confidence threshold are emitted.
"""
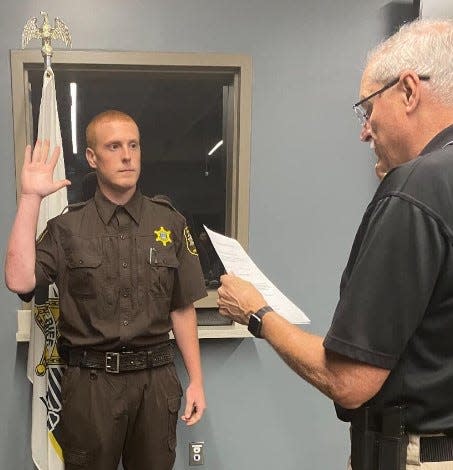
[248,305,273,338]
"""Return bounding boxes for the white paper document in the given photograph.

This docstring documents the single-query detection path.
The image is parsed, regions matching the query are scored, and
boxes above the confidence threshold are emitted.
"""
[204,226,310,324]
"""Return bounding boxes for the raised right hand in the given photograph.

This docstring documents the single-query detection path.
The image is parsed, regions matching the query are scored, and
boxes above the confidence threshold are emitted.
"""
[20,139,71,198]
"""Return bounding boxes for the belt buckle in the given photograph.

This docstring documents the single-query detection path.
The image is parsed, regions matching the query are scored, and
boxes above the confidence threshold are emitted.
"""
[105,352,120,373]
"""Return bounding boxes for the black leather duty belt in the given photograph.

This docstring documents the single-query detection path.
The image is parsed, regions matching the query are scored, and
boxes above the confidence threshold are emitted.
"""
[67,344,174,374]
[420,435,453,463]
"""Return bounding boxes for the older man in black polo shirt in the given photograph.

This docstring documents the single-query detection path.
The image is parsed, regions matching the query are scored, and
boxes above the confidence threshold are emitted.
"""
[218,19,453,469]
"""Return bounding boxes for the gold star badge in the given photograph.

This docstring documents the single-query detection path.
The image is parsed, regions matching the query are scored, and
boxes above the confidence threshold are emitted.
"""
[154,226,172,246]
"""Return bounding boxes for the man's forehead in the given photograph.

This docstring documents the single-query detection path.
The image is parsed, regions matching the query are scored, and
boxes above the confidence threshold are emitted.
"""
[359,71,378,99]
[95,119,139,138]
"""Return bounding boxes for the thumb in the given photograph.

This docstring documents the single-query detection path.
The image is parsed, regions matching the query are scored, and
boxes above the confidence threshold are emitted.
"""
[55,179,72,191]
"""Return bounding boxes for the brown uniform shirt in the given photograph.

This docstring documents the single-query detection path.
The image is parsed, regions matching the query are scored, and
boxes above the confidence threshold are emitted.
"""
[35,188,207,351]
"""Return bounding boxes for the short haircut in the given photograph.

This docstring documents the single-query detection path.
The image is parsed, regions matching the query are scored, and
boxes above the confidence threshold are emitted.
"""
[365,19,453,105]
[85,110,139,149]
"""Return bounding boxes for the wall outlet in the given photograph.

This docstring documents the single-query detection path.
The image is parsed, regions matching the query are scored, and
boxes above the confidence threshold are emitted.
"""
[189,441,205,466]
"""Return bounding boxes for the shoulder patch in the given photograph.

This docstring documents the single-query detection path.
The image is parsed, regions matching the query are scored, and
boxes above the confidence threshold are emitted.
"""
[184,226,198,256]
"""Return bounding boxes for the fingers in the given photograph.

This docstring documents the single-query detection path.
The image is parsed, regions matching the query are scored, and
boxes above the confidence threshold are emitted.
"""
[31,140,42,162]
[41,140,50,163]
[181,404,204,426]
[217,285,233,313]
[23,145,32,166]
[186,408,203,425]
[48,145,61,168]
[217,287,225,310]
[31,139,49,163]
[29,140,61,165]
[219,273,235,286]
[183,400,194,420]
[218,308,229,318]
[216,297,232,319]
[181,388,206,426]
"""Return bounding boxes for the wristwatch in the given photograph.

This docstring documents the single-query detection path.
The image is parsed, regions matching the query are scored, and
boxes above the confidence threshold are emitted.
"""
[248,305,273,338]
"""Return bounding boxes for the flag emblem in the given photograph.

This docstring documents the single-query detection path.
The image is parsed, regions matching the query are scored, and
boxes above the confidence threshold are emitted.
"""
[33,297,64,376]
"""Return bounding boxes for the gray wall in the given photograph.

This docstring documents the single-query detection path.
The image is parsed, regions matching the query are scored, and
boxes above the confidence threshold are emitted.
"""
[0,1,415,469]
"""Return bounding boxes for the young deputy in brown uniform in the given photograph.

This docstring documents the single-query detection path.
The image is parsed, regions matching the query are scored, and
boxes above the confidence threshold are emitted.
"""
[5,110,207,470]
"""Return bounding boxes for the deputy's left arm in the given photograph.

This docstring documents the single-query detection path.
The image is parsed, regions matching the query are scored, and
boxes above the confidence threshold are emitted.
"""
[171,304,206,426]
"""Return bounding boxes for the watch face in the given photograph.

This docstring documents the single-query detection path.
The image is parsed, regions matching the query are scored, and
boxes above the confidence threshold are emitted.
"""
[248,313,262,338]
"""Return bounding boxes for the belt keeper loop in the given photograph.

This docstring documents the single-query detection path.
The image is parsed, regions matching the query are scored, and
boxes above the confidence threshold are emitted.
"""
[146,350,154,367]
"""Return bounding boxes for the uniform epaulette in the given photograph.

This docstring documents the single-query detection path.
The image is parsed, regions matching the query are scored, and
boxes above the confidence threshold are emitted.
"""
[147,194,187,221]
[66,200,89,213]
[148,194,176,211]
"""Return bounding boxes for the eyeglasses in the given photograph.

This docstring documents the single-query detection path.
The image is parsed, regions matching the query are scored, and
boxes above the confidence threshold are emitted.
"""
[353,75,430,126]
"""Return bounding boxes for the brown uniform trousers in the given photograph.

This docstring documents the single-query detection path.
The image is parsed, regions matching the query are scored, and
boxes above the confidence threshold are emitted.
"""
[60,363,182,470]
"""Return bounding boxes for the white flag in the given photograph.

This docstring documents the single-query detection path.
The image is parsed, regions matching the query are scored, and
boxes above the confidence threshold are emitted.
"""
[27,67,68,470]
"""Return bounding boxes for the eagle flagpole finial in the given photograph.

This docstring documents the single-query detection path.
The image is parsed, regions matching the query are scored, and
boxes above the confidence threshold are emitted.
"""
[21,11,72,69]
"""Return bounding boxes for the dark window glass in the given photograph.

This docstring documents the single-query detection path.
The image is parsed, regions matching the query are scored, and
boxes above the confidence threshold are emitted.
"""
[28,68,229,287]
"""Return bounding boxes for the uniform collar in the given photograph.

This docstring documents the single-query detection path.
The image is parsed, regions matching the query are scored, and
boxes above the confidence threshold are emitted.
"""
[419,123,453,156]
[94,187,143,225]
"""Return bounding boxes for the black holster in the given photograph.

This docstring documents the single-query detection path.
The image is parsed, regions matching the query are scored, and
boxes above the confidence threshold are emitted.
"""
[351,407,379,470]
[351,406,408,470]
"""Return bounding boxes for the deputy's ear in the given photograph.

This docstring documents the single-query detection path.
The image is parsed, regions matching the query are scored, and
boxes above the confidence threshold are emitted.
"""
[399,70,421,114]
[85,147,97,169]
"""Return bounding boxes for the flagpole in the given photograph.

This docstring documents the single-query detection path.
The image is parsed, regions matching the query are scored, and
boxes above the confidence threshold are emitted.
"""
[21,12,72,470]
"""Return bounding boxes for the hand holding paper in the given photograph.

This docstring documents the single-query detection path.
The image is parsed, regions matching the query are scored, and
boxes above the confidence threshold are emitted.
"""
[204,226,310,324]
[218,273,268,325]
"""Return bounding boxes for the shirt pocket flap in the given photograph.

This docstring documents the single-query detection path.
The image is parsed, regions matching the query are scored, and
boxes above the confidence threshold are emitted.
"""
[151,249,179,269]
[66,252,102,269]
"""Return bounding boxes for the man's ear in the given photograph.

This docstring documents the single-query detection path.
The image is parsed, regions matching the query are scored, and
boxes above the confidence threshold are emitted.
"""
[399,70,422,114]
[86,147,97,169]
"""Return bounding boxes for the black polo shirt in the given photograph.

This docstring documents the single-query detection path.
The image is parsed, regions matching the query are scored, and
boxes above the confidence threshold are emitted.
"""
[324,124,453,433]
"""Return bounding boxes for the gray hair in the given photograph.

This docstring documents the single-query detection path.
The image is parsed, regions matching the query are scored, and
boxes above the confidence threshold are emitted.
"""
[365,19,453,105]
